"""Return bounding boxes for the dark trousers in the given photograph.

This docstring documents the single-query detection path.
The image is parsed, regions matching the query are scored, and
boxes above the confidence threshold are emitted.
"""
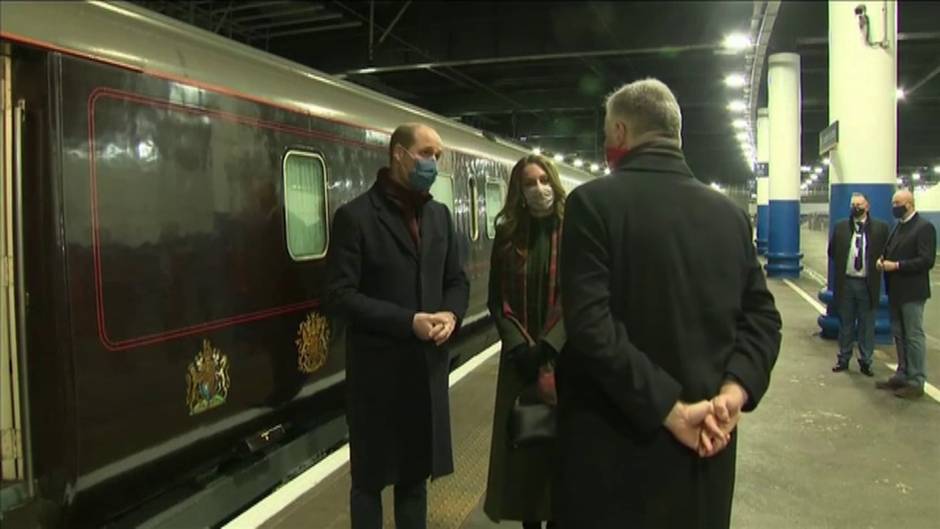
[889,301,927,388]
[837,277,875,367]
[523,522,557,529]
[350,480,427,529]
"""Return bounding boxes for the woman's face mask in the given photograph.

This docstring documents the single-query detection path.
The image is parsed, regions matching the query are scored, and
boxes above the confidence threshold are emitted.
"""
[523,182,555,216]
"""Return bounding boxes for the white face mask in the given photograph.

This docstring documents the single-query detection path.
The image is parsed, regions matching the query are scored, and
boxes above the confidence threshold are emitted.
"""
[523,183,555,216]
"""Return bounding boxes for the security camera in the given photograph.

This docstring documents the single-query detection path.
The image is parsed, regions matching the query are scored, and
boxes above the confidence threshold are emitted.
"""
[854,5,866,16]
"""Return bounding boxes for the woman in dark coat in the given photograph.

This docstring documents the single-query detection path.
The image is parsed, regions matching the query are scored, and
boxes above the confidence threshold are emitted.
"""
[484,155,566,529]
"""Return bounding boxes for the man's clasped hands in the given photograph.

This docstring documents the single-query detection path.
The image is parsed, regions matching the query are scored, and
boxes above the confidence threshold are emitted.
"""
[663,381,749,458]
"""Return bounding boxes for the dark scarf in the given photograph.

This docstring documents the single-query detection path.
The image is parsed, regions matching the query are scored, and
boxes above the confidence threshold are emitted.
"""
[611,135,685,170]
[377,167,431,247]
[501,216,563,341]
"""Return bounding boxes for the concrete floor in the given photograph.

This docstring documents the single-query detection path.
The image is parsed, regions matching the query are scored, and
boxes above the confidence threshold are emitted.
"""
[250,228,939,528]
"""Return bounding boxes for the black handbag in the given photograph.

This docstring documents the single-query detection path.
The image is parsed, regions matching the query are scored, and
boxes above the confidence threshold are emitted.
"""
[508,387,557,448]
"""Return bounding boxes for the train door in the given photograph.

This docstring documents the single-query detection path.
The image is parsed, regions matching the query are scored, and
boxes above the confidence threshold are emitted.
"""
[1,49,31,500]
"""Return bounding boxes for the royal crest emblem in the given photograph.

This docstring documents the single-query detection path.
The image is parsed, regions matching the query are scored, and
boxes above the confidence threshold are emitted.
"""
[297,311,331,374]
[186,339,230,416]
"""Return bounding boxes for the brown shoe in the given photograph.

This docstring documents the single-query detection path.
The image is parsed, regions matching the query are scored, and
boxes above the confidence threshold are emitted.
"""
[875,378,906,390]
[893,386,925,399]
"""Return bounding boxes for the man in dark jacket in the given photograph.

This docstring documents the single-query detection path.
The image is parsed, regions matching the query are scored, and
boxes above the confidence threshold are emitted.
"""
[876,190,936,399]
[325,123,470,529]
[827,192,889,375]
[556,78,782,529]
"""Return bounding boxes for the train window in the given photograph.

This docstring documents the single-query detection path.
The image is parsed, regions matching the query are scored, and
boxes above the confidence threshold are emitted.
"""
[430,173,455,215]
[283,150,329,261]
[484,180,506,239]
[467,178,480,241]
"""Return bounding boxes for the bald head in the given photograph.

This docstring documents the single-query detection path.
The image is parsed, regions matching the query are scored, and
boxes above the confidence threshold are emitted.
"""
[892,189,915,219]
[389,123,442,163]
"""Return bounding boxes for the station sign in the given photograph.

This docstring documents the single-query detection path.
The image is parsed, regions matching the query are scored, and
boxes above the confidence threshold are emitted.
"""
[819,121,839,155]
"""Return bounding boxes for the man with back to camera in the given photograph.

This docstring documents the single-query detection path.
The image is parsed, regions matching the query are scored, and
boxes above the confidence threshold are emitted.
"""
[325,123,469,529]
[828,193,889,376]
[555,78,782,529]
[876,189,936,399]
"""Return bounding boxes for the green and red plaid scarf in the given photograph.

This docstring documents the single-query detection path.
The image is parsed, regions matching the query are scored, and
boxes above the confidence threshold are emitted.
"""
[500,219,563,343]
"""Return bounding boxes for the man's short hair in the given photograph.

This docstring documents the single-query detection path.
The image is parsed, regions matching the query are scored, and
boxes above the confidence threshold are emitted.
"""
[389,123,421,161]
[605,78,682,140]
[850,192,870,204]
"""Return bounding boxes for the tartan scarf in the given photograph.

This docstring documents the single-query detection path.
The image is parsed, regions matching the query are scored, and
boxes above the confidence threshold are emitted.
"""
[501,216,563,342]
[377,167,430,247]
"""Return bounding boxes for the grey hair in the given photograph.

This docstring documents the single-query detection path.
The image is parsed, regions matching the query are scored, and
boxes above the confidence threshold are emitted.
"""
[605,78,682,141]
[850,192,870,204]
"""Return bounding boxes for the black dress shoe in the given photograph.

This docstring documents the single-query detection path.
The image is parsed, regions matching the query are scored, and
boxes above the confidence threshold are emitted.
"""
[832,363,849,373]
[859,365,874,377]
[876,378,906,390]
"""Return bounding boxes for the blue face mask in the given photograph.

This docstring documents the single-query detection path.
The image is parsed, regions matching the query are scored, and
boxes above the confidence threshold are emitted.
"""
[408,155,438,192]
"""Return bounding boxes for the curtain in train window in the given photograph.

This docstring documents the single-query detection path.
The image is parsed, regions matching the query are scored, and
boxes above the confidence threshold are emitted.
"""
[430,174,455,215]
[484,180,505,239]
[283,151,329,260]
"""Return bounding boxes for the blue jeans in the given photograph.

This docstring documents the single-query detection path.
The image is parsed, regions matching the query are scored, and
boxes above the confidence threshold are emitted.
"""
[837,277,875,367]
[889,301,927,389]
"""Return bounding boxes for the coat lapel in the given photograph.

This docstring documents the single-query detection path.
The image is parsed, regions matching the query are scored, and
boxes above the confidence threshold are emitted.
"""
[419,207,437,265]
[370,187,418,260]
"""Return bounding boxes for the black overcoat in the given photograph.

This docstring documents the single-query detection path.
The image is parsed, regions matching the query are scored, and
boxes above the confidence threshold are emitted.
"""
[325,180,470,491]
[555,144,782,529]
[883,212,937,306]
[827,217,890,308]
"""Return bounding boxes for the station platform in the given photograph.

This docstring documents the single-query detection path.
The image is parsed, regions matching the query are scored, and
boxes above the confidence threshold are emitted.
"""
[227,228,939,529]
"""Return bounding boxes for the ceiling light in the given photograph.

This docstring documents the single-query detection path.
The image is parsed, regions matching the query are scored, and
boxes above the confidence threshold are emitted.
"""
[723,33,752,51]
[732,119,748,129]
[727,100,747,112]
[896,178,903,185]
[532,147,542,155]
[822,157,830,166]
[590,163,600,172]
[801,166,811,172]
[933,165,940,174]
[912,172,921,181]
[573,159,584,168]
[724,73,747,88]
[814,166,823,174]
[735,132,749,142]
[553,153,564,162]
[811,173,819,181]
[604,167,611,175]
[896,88,905,100]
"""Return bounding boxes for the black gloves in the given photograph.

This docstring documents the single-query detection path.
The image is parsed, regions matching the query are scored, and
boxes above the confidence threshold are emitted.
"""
[507,341,556,382]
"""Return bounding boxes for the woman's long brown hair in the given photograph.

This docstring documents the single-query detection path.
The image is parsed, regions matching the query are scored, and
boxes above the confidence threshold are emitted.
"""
[493,155,567,262]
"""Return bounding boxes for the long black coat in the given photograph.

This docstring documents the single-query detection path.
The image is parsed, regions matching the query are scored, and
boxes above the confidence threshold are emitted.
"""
[827,217,889,308]
[883,212,937,306]
[325,180,469,491]
[556,144,782,529]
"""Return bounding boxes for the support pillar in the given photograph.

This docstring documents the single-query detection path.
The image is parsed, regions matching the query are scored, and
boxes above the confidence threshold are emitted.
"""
[756,108,770,255]
[766,53,803,277]
[817,0,896,343]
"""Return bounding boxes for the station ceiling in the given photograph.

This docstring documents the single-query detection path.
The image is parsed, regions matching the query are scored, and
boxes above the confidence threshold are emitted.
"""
[135,1,940,189]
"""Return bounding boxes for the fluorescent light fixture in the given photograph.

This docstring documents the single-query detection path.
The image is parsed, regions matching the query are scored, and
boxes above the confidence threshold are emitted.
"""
[801,166,811,172]
[723,33,752,51]
[912,172,921,181]
[732,119,748,129]
[724,73,747,88]
[553,153,564,162]
[590,163,600,172]
[813,166,823,174]
[532,147,542,155]
[573,159,584,168]
[727,100,747,112]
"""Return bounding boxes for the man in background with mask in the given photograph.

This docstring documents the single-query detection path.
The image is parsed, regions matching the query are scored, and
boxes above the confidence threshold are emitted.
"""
[827,192,889,376]
[326,123,469,528]
[876,190,936,399]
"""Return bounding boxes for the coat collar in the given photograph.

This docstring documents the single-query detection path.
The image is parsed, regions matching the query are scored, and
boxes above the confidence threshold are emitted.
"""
[369,182,419,259]
[612,138,694,178]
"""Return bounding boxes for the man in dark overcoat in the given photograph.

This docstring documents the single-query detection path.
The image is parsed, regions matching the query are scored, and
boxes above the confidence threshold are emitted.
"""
[556,78,782,529]
[827,192,889,375]
[325,123,470,529]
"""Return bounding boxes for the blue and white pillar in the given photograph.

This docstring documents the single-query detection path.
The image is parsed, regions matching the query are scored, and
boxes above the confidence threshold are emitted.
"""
[755,108,770,255]
[766,53,803,277]
[817,0,896,342]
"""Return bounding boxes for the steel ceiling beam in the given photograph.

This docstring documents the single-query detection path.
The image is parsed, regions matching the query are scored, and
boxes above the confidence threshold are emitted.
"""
[265,20,362,39]
[249,12,342,30]
[338,42,719,76]
[377,0,412,46]
[232,4,326,23]
[212,1,292,14]
[907,63,940,97]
